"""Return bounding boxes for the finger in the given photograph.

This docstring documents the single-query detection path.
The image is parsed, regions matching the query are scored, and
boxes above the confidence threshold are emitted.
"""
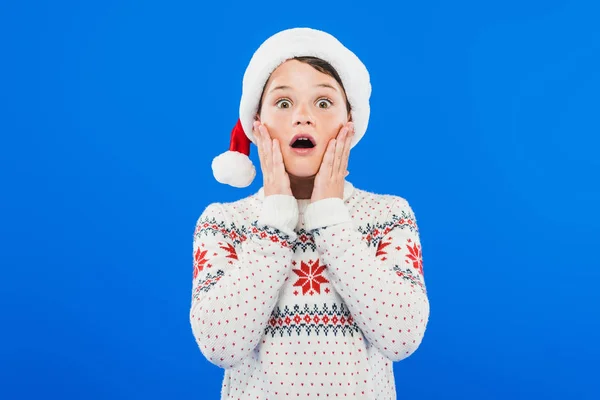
[260,124,273,178]
[320,138,336,178]
[272,138,285,175]
[341,124,354,177]
[253,121,261,150]
[332,127,347,178]
[253,122,266,175]
[252,120,260,143]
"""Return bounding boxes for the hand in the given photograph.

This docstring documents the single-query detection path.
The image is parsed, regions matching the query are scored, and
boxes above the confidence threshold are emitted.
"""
[253,121,293,197]
[310,121,355,203]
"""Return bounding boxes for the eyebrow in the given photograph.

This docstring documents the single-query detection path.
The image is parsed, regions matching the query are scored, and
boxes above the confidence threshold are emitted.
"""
[268,83,338,94]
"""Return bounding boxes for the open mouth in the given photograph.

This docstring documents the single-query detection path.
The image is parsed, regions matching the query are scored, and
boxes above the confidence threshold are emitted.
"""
[290,134,316,149]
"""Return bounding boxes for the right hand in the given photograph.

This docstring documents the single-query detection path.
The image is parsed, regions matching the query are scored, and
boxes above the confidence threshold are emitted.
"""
[253,121,293,197]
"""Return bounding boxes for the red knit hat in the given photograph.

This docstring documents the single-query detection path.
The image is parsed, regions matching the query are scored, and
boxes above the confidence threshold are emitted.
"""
[211,27,371,188]
[211,119,255,188]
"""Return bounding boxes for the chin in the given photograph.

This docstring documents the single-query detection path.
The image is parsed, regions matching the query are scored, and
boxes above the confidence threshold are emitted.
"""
[283,155,320,178]
[285,162,319,178]
[286,169,318,178]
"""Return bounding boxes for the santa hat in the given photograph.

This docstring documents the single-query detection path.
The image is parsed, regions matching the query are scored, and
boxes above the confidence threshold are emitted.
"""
[212,27,371,188]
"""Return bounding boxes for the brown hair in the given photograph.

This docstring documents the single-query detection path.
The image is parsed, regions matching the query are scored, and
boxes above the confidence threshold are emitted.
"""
[256,56,352,118]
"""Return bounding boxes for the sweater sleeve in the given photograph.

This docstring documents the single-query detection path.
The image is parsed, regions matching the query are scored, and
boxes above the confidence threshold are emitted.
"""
[190,195,298,369]
[303,196,430,362]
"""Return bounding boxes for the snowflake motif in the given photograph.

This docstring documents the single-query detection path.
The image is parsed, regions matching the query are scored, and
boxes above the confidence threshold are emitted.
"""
[405,238,424,275]
[218,242,238,260]
[292,259,329,295]
[193,247,209,279]
[376,237,392,258]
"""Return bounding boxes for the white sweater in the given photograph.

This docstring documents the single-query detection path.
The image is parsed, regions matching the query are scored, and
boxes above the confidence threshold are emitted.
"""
[190,181,430,399]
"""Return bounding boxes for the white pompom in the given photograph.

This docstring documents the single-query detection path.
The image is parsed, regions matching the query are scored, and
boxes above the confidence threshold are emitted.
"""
[211,150,256,188]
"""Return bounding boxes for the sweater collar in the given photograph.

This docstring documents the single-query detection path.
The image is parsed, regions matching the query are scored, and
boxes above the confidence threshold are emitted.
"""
[256,180,355,202]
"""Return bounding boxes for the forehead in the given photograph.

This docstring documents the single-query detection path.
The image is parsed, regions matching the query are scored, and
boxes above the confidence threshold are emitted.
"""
[265,59,341,91]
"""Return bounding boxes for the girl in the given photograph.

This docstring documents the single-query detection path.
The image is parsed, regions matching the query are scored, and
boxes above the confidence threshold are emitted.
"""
[191,27,430,400]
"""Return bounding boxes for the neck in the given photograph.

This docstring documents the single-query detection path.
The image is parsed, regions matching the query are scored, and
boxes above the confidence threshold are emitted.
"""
[288,174,315,200]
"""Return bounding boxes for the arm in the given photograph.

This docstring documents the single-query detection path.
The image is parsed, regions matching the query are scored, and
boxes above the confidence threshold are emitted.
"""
[190,195,298,369]
[303,196,430,362]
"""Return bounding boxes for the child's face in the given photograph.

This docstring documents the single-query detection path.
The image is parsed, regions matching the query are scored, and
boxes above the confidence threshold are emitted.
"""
[256,59,351,178]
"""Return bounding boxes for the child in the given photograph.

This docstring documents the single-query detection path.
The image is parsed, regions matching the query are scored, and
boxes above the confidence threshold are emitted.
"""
[191,27,430,399]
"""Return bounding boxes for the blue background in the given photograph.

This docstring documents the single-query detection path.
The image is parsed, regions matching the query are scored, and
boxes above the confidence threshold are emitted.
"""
[1,0,599,399]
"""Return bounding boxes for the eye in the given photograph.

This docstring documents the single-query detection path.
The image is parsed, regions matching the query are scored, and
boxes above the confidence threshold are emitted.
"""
[317,98,333,108]
[275,99,292,108]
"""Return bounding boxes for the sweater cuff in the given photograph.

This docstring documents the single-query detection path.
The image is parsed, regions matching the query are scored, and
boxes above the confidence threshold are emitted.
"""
[257,194,299,237]
[304,197,352,231]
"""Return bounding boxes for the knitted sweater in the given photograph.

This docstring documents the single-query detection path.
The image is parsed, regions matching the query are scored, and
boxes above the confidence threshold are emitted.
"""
[190,181,430,400]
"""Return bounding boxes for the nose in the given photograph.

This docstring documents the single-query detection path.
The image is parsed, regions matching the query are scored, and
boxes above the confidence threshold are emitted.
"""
[292,102,314,127]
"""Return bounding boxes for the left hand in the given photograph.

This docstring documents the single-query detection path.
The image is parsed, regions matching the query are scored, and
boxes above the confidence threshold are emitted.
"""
[311,121,355,203]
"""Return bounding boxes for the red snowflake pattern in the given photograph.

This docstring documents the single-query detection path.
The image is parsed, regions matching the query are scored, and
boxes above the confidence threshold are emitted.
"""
[218,242,238,261]
[405,238,423,275]
[193,247,209,279]
[376,238,392,259]
[292,259,329,295]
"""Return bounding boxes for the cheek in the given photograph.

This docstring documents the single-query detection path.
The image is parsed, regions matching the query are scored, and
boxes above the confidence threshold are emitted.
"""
[321,124,342,144]
[260,113,288,140]
[321,112,348,137]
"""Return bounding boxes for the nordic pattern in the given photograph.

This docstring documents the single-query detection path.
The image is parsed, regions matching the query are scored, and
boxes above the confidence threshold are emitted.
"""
[193,269,225,301]
[190,193,430,399]
[193,207,425,298]
[266,302,361,338]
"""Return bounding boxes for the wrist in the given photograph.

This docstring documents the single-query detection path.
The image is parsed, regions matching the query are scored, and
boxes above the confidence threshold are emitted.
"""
[304,197,351,231]
[257,194,299,237]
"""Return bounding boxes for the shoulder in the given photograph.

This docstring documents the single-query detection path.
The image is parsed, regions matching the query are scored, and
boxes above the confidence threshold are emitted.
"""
[193,193,260,242]
[348,186,413,220]
[196,192,261,226]
[349,186,420,236]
